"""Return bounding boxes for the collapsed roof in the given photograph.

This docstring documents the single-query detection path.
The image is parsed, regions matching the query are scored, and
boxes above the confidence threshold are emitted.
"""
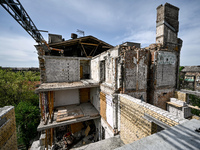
[48,35,114,57]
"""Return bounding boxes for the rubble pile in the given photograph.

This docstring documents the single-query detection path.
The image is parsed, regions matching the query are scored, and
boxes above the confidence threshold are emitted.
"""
[53,120,97,150]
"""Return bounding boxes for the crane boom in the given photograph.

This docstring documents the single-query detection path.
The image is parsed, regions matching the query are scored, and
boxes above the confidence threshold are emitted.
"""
[0,0,64,54]
[0,0,43,43]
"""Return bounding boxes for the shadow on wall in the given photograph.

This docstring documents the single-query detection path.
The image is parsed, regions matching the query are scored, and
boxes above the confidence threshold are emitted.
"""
[156,122,200,149]
[120,101,157,143]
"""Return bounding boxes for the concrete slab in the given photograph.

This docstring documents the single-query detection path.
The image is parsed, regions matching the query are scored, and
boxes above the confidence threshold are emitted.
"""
[37,102,100,131]
[80,103,99,117]
[115,119,200,150]
[35,79,100,93]
[30,140,41,150]
[71,135,124,150]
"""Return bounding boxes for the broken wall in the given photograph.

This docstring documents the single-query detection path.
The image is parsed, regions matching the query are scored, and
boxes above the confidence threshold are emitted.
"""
[156,51,177,87]
[156,3,179,49]
[0,106,17,150]
[175,91,187,102]
[149,50,178,110]
[119,94,187,144]
[122,47,150,101]
[91,47,119,88]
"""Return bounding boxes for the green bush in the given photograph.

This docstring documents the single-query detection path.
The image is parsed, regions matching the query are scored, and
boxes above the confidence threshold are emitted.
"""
[15,101,40,150]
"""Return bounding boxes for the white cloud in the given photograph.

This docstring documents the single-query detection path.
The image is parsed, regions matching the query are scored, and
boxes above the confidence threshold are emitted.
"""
[118,30,155,47]
[0,35,38,67]
[0,0,200,67]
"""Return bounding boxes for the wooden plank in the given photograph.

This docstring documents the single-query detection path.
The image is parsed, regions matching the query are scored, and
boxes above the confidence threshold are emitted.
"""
[80,88,90,103]
[166,102,182,108]
[81,42,98,46]
[57,114,84,122]
[92,43,99,56]
[80,65,83,79]
[39,93,43,120]
[48,92,51,119]
[71,122,84,134]
[56,109,84,122]
[50,128,53,146]
[50,91,54,122]
[100,92,107,121]
[80,43,88,57]
[188,105,200,110]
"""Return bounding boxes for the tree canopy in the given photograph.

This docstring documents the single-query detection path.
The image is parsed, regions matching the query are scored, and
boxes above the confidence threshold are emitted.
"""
[0,68,40,107]
[0,68,40,149]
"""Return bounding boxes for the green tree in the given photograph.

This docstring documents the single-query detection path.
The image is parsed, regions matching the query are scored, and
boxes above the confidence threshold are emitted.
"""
[15,101,40,150]
[189,94,200,116]
[0,68,40,148]
[0,69,40,107]
[179,66,185,89]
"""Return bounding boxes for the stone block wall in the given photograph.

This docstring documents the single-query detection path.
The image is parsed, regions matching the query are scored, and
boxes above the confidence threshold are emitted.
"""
[119,94,186,144]
[0,106,17,150]
[45,56,80,82]
[175,91,187,102]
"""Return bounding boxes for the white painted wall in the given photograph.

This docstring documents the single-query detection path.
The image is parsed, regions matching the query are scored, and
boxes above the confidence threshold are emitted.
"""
[106,95,114,128]
[91,58,100,82]
[91,47,119,83]
[101,118,114,139]
[90,87,100,112]
[54,89,79,107]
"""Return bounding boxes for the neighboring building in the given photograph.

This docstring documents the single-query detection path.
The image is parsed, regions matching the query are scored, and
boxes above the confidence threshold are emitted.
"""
[35,3,190,149]
[0,106,17,150]
[180,66,200,91]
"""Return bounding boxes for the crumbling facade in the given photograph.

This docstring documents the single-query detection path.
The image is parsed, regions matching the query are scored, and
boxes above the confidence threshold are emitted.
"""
[35,2,185,149]
[35,35,113,149]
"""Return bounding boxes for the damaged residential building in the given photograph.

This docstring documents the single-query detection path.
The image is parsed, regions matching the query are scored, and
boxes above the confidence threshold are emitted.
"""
[180,66,200,91]
[34,3,200,150]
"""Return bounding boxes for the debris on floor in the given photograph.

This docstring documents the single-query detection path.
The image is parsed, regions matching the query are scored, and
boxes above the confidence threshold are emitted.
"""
[53,120,97,150]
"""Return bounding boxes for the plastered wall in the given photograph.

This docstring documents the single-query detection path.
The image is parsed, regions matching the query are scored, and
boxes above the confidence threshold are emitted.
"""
[124,49,149,91]
[119,94,186,144]
[91,47,119,87]
[90,87,100,112]
[100,92,115,129]
[156,51,177,87]
[54,89,79,107]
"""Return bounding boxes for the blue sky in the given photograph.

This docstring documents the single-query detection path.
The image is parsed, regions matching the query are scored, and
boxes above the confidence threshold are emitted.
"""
[0,0,199,67]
